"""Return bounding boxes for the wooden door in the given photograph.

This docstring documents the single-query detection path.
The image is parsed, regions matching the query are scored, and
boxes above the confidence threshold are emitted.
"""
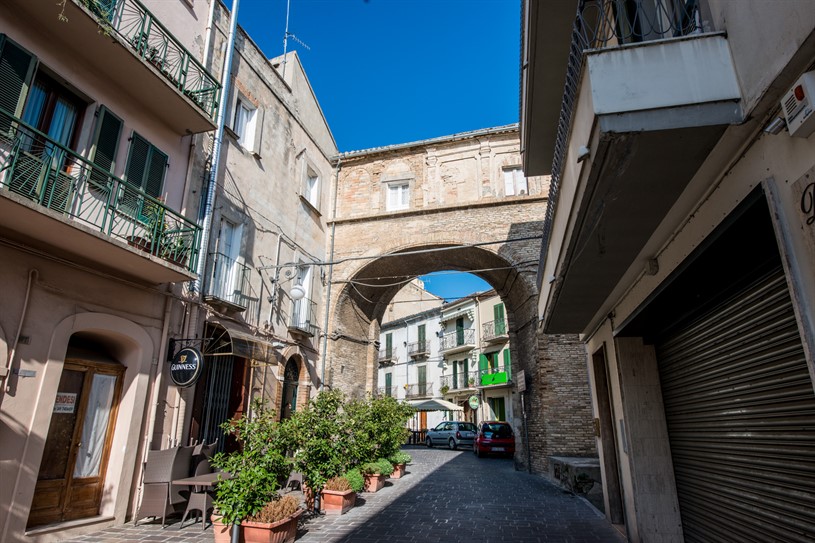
[28,358,124,528]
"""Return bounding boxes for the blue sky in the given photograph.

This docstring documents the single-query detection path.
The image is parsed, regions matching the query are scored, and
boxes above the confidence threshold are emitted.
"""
[237,0,519,301]
[237,0,521,152]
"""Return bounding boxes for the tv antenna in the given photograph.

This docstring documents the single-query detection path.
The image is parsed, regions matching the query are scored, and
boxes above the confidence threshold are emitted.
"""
[282,0,310,80]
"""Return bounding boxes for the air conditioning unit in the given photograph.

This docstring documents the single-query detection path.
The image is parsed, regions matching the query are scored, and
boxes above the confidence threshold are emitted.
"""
[781,71,815,138]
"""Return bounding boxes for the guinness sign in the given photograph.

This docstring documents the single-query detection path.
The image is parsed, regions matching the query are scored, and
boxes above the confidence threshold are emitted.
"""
[170,347,203,387]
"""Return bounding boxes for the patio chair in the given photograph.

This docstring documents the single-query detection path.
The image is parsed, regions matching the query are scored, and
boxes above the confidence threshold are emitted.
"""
[280,471,303,494]
[179,458,215,530]
[135,445,194,527]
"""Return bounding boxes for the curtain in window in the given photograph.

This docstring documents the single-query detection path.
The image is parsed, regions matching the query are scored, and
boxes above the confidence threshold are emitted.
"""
[74,373,117,478]
[234,101,251,140]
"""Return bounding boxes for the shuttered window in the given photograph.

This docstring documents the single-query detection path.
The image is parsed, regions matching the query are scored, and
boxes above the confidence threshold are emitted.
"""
[385,333,392,358]
[89,106,122,190]
[385,373,392,397]
[417,324,426,351]
[0,35,37,127]
[125,132,166,197]
[503,349,511,377]
[494,303,506,335]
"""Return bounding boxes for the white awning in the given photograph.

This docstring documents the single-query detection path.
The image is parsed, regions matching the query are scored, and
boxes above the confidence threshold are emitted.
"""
[407,398,463,412]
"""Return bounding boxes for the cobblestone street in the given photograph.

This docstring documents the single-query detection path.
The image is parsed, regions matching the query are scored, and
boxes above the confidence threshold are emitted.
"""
[68,446,624,543]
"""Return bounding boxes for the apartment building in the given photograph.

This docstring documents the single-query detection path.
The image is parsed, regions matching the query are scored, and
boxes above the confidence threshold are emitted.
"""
[523,0,815,540]
[0,0,216,540]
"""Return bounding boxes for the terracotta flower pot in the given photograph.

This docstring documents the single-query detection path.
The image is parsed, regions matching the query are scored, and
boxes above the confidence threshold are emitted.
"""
[320,488,356,515]
[211,514,241,543]
[362,473,386,493]
[390,463,406,479]
[242,509,303,543]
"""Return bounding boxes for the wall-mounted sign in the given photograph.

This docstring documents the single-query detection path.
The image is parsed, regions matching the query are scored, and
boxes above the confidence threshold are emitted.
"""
[516,370,526,393]
[170,347,203,388]
[468,395,480,409]
[54,392,77,413]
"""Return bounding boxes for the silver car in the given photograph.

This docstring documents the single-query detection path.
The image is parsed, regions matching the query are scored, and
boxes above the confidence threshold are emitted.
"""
[425,421,477,450]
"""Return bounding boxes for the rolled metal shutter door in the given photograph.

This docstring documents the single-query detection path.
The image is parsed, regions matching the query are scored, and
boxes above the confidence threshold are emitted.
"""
[656,268,815,543]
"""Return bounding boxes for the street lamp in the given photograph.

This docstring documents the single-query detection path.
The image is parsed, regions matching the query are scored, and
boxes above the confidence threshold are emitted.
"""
[290,282,306,301]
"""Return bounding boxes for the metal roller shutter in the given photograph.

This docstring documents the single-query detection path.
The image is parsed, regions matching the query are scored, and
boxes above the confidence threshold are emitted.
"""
[656,268,815,543]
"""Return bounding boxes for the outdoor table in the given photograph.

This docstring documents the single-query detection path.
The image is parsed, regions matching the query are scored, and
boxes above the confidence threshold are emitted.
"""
[172,471,231,487]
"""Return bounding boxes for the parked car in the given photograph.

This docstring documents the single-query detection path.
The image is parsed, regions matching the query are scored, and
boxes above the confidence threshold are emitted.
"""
[425,421,477,450]
[474,421,515,457]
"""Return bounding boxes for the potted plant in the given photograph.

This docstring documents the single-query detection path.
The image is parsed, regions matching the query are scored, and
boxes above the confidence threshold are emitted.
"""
[360,459,393,493]
[211,399,290,543]
[440,385,450,395]
[320,475,358,516]
[242,495,302,543]
[387,451,412,479]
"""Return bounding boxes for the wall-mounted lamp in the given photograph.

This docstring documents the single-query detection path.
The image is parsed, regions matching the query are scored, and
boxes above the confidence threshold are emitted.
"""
[290,282,306,301]
[764,117,787,135]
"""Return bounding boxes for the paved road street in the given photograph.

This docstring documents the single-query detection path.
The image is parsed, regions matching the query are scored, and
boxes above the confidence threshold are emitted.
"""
[68,446,625,543]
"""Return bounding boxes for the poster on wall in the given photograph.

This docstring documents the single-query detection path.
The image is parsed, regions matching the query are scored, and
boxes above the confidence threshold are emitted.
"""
[53,392,77,413]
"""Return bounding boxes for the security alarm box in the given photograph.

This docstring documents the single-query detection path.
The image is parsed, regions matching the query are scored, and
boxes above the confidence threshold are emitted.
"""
[781,71,815,138]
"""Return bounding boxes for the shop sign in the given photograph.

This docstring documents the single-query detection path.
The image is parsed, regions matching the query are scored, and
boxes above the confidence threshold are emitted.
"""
[468,395,480,409]
[170,347,203,388]
[54,392,77,413]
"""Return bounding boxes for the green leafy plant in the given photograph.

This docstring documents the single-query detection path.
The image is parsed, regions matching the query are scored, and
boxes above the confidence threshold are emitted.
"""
[360,458,394,477]
[388,451,412,465]
[345,395,414,465]
[210,399,290,526]
[342,469,364,493]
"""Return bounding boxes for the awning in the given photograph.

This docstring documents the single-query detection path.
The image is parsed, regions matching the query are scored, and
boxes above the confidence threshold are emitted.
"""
[407,398,463,412]
[206,322,278,365]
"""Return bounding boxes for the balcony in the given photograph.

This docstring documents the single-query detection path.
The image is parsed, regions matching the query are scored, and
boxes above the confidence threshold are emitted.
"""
[439,329,476,355]
[404,382,433,399]
[378,349,396,366]
[523,0,742,333]
[4,0,220,134]
[204,252,251,312]
[440,371,478,393]
[482,319,508,344]
[478,364,511,387]
[377,386,394,398]
[407,340,429,359]
[288,297,317,337]
[0,110,200,283]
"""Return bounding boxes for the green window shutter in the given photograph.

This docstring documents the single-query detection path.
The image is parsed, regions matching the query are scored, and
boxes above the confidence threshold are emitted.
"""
[456,317,464,345]
[125,132,167,196]
[385,333,392,357]
[385,373,392,395]
[452,362,458,388]
[464,358,469,384]
[418,366,426,386]
[144,146,167,198]
[89,106,122,189]
[0,35,37,128]
[418,324,426,350]
[503,349,511,377]
[479,353,489,386]
[494,303,506,335]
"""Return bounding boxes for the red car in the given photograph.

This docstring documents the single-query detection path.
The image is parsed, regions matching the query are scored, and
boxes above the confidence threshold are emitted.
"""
[473,421,515,457]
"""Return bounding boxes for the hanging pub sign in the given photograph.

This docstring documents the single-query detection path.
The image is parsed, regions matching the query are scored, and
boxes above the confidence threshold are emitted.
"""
[170,347,203,387]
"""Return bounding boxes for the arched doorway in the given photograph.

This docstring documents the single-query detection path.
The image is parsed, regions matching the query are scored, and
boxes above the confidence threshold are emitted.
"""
[280,357,300,420]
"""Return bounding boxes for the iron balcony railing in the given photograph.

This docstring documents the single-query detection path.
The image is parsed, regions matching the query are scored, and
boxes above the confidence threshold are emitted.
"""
[407,340,429,358]
[82,0,220,119]
[289,297,317,336]
[0,109,201,272]
[378,349,397,365]
[440,371,480,392]
[537,0,704,286]
[479,364,511,387]
[205,252,251,309]
[439,328,476,352]
[482,319,508,342]
[404,382,433,399]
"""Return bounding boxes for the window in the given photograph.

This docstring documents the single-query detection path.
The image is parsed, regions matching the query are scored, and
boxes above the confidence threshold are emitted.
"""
[21,72,84,152]
[125,133,167,197]
[301,164,320,209]
[503,167,528,196]
[0,35,37,131]
[385,333,393,359]
[88,106,123,191]
[385,372,392,397]
[417,365,427,396]
[232,96,257,150]
[417,324,426,352]
[386,182,410,211]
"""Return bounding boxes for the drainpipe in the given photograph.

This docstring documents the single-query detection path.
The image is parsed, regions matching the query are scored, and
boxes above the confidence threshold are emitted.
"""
[0,268,37,406]
[319,158,341,390]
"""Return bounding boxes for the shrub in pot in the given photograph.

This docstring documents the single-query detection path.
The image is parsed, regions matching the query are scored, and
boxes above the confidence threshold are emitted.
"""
[320,476,356,516]
[388,451,412,479]
[360,458,394,493]
[211,399,290,539]
[242,495,302,543]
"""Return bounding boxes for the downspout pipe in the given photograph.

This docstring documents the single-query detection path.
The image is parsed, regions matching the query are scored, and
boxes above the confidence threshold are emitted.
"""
[194,0,240,293]
[0,268,37,404]
[319,157,341,390]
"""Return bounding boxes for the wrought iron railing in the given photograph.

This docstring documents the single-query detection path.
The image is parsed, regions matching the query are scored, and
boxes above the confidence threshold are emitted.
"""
[378,349,396,365]
[80,0,220,119]
[440,371,479,392]
[482,319,508,342]
[0,109,201,272]
[537,0,704,286]
[404,382,433,399]
[289,297,317,335]
[439,329,475,352]
[205,252,251,309]
[407,340,429,358]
